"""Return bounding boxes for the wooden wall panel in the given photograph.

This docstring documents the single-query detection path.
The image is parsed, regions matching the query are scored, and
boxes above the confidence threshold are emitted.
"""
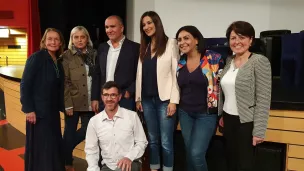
[268,116,304,132]
[270,110,304,119]
[287,158,304,171]
[265,130,304,145]
[288,145,304,159]
[0,33,27,66]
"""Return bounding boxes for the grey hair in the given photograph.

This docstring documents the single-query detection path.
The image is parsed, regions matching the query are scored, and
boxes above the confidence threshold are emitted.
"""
[68,26,93,50]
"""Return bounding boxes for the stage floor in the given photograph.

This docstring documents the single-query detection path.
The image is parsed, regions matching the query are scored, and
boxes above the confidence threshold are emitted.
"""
[0,122,88,171]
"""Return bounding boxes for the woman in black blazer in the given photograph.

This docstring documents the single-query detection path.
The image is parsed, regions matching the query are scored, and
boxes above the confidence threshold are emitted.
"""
[219,21,272,171]
[20,28,65,171]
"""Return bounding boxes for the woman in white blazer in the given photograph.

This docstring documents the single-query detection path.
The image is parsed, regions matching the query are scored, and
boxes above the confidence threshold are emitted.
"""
[135,11,180,171]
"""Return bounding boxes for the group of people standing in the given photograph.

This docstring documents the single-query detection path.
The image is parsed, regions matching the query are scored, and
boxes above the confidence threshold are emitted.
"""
[20,10,272,171]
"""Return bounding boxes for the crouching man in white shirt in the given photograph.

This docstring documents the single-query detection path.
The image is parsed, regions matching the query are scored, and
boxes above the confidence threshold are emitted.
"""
[85,81,148,171]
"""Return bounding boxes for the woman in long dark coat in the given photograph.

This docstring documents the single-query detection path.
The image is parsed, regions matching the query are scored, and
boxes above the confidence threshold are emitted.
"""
[20,28,66,171]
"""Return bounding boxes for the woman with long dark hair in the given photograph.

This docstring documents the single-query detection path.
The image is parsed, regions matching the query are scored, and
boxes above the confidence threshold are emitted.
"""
[135,11,180,171]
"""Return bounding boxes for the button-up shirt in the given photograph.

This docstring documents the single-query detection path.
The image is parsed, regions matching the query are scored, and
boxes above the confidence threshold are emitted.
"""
[85,64,92,111]
[85,106,148,171]
[106,36,125,82]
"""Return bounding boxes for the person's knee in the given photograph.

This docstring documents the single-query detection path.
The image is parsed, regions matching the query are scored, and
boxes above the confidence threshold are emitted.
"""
[161,140,173,153]
[189,147,206,165]
[148,137,159,147]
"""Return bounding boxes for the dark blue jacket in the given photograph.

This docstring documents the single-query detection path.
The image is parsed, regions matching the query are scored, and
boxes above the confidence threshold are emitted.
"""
[20,49,64,118]
[91,38,140,100]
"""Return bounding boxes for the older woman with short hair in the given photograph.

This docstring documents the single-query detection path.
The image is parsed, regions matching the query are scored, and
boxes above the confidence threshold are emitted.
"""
[62,26,97,171]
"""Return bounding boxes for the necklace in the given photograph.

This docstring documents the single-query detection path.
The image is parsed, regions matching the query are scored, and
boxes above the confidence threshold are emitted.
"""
[233,53,253,71]
[52,60,60,78]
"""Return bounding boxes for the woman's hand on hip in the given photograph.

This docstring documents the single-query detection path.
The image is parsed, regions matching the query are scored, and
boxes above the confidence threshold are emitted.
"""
[136,101,143,112]
[66,108,73,116]
[26,112,36,124]
[252,136,264,146]
[167,103,176,116]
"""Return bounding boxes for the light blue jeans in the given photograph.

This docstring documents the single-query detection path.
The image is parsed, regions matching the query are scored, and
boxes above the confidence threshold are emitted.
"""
[178,108,217,171]
[142,96,176,171]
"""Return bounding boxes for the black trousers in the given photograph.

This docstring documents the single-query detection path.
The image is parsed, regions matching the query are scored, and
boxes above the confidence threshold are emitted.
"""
[63,111,94,165]
[223,112,255,171]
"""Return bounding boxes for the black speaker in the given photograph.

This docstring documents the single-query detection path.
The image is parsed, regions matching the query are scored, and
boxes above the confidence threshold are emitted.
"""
[260,30,291,37]
[249,38,264,55]
[259,30,291,76]
[260,30,291,77]
[254,142,286,171]
[258,30,304,110]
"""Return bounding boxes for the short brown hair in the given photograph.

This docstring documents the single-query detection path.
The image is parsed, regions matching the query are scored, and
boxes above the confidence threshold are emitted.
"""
[102,81,121,94]
[226,21,255,40]
[40,28,65,56]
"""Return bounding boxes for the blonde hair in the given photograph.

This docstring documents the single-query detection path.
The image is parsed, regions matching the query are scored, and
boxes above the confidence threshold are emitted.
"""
[68,26,93,50]
[40,28,65,56]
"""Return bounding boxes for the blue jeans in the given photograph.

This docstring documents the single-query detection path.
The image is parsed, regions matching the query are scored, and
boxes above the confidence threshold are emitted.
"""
[178,109,217,171]
[142,96,176,171]
[63,111,94,165]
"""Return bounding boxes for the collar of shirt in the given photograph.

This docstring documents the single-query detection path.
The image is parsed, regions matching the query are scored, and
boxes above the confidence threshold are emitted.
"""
[71,47,88,55]
[107,36,126,49]
[101,106,124,121]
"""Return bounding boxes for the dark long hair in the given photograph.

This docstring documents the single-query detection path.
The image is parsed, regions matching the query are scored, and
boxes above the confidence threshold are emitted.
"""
[139,11,168,61]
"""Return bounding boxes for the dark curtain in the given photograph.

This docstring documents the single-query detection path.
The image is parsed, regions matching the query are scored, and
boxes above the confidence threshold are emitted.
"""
[37,0,126,50]
[38,0,66,45]
[27,0,41,57]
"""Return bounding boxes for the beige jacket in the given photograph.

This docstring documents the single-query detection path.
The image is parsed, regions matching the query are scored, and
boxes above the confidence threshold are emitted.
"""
[135,38,180,104]
[62,49,97,111]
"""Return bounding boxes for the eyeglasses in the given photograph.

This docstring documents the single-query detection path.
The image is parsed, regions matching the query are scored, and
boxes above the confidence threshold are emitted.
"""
[102,93,119,99]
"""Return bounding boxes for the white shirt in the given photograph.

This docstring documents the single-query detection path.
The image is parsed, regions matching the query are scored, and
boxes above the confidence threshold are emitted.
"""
[85,64,92,111]
[220,61,239,115]
[106,36,125,82]
[85,106,148,171]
